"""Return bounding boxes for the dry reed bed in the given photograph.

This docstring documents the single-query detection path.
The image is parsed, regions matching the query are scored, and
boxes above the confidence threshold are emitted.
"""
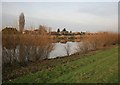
[2,34,54,66]
[78,32,119,53]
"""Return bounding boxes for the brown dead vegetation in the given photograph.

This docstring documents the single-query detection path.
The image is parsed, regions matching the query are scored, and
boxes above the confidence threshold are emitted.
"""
[77,32,119,54]
[2,31,54,66]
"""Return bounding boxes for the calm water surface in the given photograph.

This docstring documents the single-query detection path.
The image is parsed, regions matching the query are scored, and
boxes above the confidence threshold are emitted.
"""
[49,42,80,58]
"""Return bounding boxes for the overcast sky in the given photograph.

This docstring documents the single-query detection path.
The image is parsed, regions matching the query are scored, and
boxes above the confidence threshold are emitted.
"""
[1,2,118,32]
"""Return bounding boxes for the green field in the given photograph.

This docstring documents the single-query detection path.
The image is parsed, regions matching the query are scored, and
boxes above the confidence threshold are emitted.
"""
[6,45,118,83]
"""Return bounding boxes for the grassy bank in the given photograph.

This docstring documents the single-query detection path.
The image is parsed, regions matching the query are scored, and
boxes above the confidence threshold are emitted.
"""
[4,45,118,83]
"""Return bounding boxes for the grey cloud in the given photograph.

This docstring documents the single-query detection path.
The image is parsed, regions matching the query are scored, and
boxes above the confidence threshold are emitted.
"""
[77,2,117,17]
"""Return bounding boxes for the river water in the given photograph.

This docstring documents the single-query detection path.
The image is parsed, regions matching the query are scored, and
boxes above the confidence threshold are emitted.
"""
[2,42,81,65]
[49,42,80,58]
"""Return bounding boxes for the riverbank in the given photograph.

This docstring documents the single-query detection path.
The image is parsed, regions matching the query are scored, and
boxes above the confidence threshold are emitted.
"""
[3,45,118,83]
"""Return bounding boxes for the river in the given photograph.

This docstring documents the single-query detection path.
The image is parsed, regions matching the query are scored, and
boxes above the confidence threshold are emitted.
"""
[49,42,80,58]
[2,41,81,65]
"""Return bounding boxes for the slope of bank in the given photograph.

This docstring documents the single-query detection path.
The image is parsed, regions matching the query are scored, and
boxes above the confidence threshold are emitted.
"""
[4,45,118,83]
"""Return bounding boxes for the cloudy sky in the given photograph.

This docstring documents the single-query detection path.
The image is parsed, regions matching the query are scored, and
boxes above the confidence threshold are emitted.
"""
[1,2,118,32]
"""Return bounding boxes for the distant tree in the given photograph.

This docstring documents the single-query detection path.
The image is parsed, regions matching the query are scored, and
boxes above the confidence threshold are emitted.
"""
[81,32,85,35]
[19,13,25,34]
[63,28,66,31]
[48,27,52,33]
[2,27,18,34]
[57,28,60,32]
[38,25,47,34]
[70,31,72,33]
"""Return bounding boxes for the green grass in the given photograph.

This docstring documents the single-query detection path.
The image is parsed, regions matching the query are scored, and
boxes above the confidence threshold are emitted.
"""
[6,46,118,83]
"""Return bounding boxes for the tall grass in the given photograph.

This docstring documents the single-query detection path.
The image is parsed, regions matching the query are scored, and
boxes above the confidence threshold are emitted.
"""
[2,32,54,66]
[77,32,118,53]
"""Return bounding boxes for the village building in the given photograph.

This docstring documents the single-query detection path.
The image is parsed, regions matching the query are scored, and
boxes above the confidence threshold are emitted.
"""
[2,26,86,43]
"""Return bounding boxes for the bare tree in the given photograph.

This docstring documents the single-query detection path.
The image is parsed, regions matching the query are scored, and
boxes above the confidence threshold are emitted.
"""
[38,25,47,34]
[77,41,90,54]
[19,13,25,34]
[64,43,71,56]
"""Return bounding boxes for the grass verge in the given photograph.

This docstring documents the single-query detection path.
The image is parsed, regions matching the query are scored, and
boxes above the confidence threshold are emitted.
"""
[4,45,118,83]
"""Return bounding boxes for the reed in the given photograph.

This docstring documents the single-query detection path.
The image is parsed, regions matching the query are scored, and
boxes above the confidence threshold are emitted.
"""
[2,32,54,66]
[77,32,118,53]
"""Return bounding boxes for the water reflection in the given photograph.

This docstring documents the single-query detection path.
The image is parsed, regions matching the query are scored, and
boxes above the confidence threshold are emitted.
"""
[2,40,80,66]
[49,42,79,58]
